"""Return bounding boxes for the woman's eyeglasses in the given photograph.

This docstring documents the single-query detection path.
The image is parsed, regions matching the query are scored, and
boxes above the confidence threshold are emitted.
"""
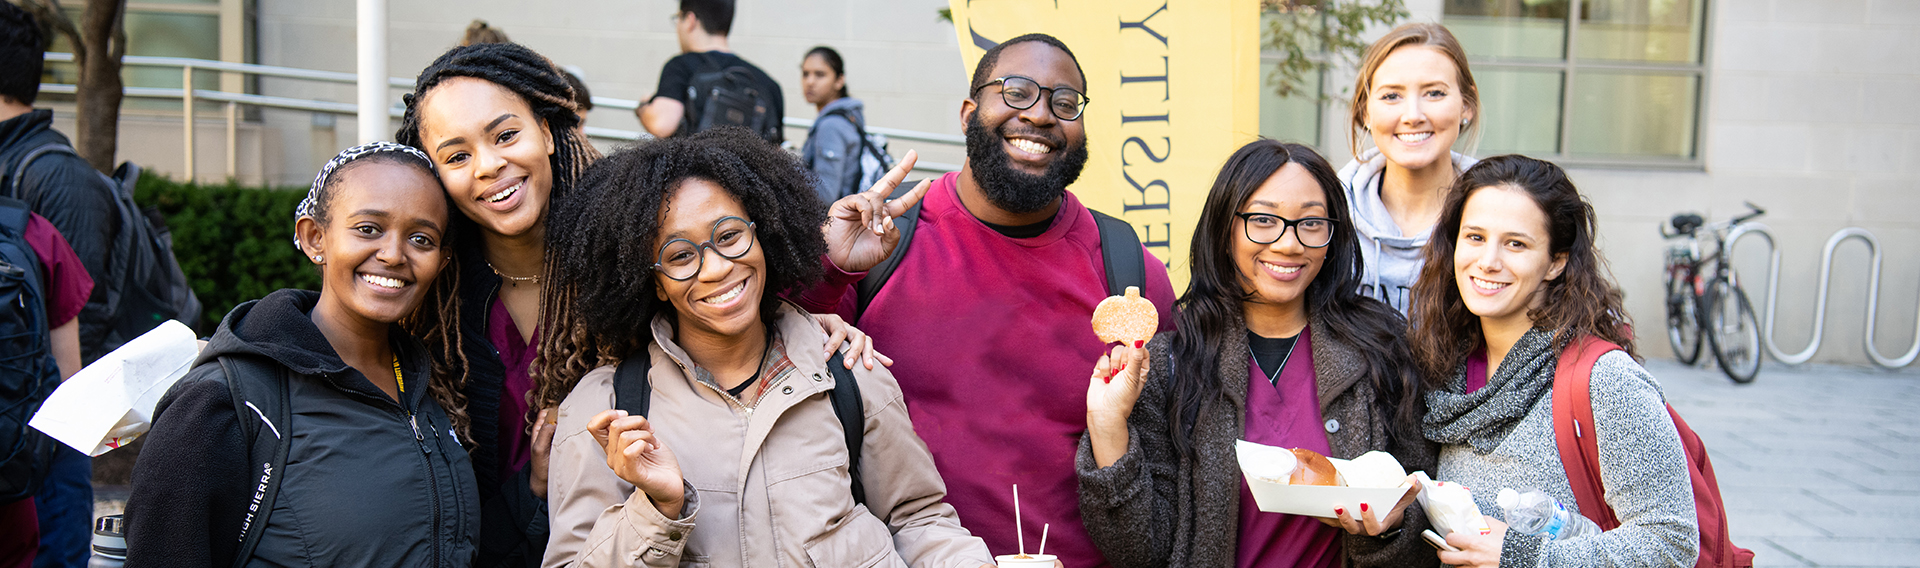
[653,216,757,281]
[1235,212,1335,248]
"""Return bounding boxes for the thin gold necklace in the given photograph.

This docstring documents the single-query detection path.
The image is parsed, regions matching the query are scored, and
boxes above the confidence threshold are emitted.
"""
[487,262,541,287]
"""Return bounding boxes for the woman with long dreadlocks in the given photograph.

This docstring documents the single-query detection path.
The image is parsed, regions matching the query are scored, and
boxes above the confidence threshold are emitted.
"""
[395,42,887,568]
[537,128,992,568]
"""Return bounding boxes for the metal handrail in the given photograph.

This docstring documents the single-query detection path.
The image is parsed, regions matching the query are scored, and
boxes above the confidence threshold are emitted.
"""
[40,52,965,179]
[1729,223,1920,368]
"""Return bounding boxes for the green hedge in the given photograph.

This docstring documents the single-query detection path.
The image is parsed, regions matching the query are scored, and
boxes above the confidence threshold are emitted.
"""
[135,171,319,331]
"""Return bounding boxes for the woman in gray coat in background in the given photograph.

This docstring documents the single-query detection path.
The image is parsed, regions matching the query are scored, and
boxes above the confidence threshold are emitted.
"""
[798,46,870,203]
[1078,140,1439,568]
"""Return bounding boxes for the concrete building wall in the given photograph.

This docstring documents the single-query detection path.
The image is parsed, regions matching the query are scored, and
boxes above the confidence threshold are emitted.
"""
[1580,0,1920,368]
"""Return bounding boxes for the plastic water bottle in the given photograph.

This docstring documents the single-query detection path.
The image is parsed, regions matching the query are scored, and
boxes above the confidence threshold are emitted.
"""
[1496,488,1601,540]
[89,514,126,568]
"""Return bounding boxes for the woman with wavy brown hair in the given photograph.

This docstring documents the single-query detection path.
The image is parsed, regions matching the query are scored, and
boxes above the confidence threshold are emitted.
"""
[1407,155,1697,567]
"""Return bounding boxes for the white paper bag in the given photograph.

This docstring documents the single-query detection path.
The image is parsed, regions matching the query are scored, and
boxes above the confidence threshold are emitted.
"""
[29,320,200,456]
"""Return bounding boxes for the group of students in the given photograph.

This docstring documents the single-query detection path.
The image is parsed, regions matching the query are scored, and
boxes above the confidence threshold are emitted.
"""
[105,9,1709,568]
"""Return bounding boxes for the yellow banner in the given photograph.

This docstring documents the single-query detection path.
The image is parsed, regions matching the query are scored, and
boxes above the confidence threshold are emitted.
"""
[948,0,1261,291]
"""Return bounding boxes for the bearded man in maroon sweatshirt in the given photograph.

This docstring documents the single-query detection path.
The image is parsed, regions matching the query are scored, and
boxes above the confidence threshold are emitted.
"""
[796,33,1177,567]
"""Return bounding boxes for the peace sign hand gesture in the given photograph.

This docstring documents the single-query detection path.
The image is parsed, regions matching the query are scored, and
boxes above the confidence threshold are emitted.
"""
[823,150,933,273]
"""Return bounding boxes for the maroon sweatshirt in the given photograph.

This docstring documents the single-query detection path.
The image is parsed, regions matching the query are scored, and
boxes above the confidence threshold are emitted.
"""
[798,172,1177,567]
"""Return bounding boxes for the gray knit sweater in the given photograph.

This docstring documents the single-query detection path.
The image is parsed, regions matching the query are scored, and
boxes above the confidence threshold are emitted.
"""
[1429,340,1699,567]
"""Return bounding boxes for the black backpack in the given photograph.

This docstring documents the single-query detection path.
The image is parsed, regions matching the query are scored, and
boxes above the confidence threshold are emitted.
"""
[854,182,1148,319]
[680,55,782,144]
[817,108,895,200]
[0,196,60,504]
[611,348,867,506]
[7,144,203,350]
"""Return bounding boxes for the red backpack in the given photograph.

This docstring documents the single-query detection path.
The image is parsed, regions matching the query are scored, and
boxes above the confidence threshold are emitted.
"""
[1551,336,1755,568]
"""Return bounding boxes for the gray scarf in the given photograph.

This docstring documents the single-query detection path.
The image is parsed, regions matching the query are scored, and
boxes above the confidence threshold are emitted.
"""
[1422,327,1558,453]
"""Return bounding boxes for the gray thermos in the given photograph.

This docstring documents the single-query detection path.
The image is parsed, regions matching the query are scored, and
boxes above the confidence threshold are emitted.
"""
[88,515,126,568]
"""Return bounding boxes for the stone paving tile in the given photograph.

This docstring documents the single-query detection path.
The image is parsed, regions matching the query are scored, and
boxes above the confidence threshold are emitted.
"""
[1762,538,1920,566]
[1651,358,1920,568]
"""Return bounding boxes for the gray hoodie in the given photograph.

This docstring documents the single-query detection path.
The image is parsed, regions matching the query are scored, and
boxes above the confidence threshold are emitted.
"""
[1336,148,1479,314]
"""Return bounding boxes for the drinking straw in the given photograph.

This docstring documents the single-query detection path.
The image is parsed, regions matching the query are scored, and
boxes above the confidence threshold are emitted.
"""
[1038,523,1051,557]
[1014,484,1025,555]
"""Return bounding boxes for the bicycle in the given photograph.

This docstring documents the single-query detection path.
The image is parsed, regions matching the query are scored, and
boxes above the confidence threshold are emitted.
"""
[1661,202,1767,383]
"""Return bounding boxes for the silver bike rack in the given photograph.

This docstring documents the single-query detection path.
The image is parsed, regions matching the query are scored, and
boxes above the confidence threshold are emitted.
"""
[1727,224,1920,368]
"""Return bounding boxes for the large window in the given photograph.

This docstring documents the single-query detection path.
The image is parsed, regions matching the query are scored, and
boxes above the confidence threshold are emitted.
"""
[1445,0,1708,166]
[44,0,248,111]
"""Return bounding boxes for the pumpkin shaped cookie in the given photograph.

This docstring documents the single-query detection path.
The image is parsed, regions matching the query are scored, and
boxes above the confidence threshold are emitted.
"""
[1091,286,1158,346]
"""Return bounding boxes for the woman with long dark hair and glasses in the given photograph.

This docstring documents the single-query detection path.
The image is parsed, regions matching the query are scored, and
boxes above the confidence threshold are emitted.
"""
[1078,139,1438,568]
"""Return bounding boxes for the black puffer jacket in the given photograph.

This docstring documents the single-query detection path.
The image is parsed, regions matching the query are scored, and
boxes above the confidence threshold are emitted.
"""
[0,110,120,361]
[124,289,478,567]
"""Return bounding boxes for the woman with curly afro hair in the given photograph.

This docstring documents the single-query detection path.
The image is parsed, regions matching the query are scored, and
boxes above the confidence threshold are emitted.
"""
[395,42,881,568]
[539,128,994,568]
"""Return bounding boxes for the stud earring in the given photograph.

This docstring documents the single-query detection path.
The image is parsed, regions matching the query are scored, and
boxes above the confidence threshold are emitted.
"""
[312,255,323,263]
[1463,118,1472,128]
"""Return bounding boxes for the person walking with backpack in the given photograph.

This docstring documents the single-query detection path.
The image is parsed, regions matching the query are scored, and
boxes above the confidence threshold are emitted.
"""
[799,46,886,203]
[1407,156,1702,567]
[0,187,92,568]
[123,143,477,567]
[636,0,784,144]
[536,129,991,568]
[1,7,164,566]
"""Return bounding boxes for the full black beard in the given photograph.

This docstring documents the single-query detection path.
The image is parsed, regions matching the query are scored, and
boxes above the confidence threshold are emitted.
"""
[963,111,1091,215]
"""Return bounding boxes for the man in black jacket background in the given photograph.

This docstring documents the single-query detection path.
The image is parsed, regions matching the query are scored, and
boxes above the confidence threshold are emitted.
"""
[1,6,126,567]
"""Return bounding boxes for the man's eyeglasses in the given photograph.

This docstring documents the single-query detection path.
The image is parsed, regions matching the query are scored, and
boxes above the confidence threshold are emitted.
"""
[975,76,1090,121]
[1235,213,1335,248]
[653,216,757,281]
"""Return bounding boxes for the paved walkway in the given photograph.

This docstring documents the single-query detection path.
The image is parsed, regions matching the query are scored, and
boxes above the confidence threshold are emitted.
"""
[1653,358,1920,567]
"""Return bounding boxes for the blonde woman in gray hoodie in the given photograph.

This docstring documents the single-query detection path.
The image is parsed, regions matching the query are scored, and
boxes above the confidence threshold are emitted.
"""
[1337,23,1480,314]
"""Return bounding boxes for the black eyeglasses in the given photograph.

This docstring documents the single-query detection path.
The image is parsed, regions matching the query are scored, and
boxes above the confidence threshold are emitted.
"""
[653,216,757,281]
[975,76,1090,121]
[1235,213,1335,248]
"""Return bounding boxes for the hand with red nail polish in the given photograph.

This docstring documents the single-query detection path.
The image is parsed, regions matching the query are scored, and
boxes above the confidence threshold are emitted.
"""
[1086,341,1152,469]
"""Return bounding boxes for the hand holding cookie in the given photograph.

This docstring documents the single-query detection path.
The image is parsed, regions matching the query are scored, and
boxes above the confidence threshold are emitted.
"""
[1091,286,1158,347]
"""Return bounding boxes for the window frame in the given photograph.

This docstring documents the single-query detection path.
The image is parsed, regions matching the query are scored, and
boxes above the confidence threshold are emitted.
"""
[1455,0,1715,170]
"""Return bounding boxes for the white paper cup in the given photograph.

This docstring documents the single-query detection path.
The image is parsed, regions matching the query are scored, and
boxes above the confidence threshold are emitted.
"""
[995,553,1057,567]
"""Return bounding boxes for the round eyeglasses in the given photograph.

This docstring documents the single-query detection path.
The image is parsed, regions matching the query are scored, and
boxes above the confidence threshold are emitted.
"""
[653,216,757,281]
[1235,213,1335,249]
[975,76,1090,121]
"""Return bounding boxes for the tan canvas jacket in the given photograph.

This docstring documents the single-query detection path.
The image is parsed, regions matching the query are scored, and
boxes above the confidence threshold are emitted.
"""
[543,304,992,568]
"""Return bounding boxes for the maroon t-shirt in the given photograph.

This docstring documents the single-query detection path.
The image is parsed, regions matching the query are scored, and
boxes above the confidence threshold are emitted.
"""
[488,296,538,481]
[1236,327,1341,568]
[23,213,92,328]
[1463,346,1490,394]
[794,172,1178,566]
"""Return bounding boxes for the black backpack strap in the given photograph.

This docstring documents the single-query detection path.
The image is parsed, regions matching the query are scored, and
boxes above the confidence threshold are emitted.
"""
[612,348,653,417]
[823,351,865,506]
[611,345,866,505]
[1090,210,1147,296]
[218,355,291,568]
[853,180,924,320]
[6,143,79,204]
